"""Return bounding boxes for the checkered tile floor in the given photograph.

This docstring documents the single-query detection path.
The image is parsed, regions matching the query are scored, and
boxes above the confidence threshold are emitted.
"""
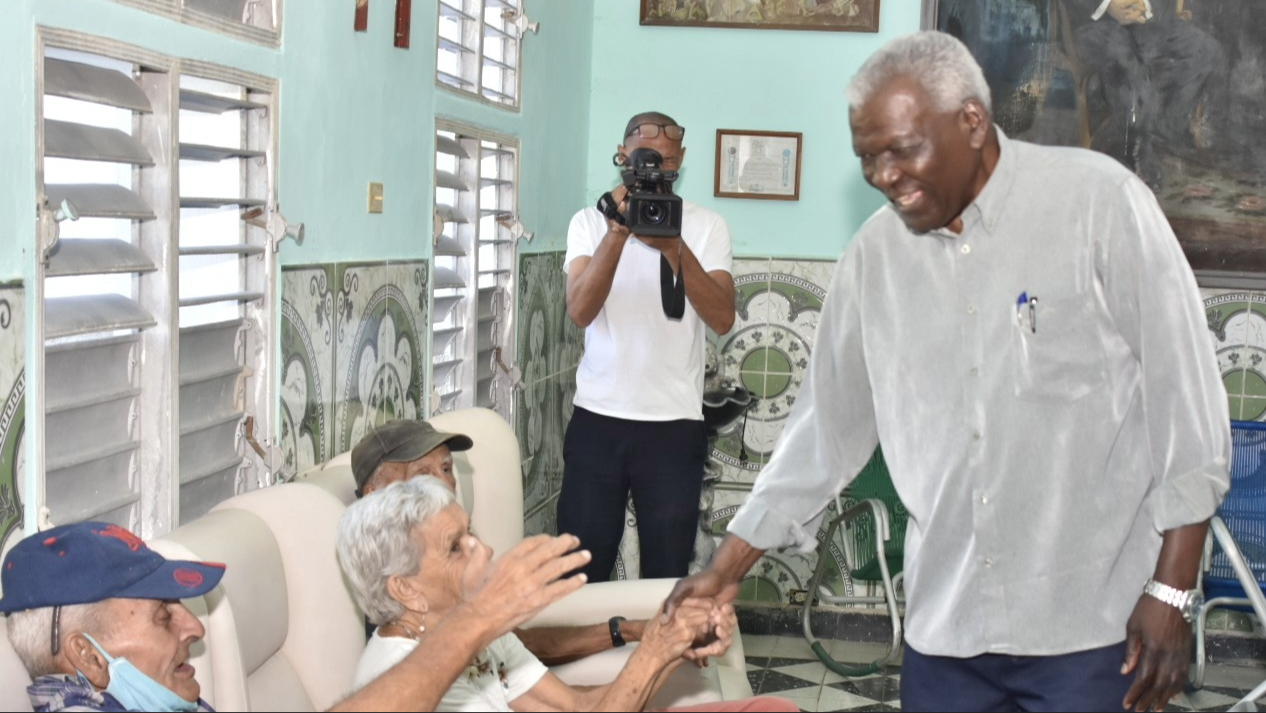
[740,634,1266,712]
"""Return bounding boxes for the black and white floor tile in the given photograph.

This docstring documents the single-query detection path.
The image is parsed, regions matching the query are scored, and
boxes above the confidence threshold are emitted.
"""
[741,634,1266,712]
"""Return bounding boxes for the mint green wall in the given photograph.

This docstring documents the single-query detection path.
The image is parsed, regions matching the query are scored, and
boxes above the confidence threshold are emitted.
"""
[586,0,925,260]
[0,0,591,275]
[279,1,593,262]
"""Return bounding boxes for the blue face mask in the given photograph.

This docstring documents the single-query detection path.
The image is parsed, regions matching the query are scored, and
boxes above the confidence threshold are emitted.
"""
[81,634,198,713]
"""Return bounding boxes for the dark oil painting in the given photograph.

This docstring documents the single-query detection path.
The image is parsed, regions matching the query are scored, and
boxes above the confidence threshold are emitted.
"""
[641,0,880,33]
[933,0,1266,279]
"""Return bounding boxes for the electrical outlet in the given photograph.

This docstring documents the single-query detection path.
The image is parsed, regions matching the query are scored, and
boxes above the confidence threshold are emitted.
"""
[789,589,809,605]
[367,182,384,214]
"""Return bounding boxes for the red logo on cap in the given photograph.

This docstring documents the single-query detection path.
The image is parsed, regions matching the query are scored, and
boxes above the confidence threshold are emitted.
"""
[97,525,144,552]
[173,568,204,589]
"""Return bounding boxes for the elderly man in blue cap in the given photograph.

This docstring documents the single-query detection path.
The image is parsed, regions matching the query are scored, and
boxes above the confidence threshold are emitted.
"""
[0,521,225,712]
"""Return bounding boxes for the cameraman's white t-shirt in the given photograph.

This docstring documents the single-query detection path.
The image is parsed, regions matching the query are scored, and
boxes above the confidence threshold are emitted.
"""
[563,199,733,422]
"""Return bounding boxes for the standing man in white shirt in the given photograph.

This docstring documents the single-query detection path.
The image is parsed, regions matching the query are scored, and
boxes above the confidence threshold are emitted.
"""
[667,32,1230,712]
[560,111,736,583]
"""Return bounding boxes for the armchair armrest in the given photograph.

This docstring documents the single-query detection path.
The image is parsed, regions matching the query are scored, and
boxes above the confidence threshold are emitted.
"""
[525,577,681,628]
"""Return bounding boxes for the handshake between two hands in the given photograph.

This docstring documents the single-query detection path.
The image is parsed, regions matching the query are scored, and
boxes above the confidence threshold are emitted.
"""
[644,595,737,668]
[460,533,738,668]
[459,534,737,666]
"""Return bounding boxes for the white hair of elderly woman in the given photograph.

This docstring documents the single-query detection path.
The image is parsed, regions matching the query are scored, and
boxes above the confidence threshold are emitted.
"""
[846,30,992,114]
[6,602,104,677]
[336,475,456,625]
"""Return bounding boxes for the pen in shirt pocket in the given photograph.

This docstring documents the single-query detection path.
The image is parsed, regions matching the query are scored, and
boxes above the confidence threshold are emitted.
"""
[1015,292,1038,334]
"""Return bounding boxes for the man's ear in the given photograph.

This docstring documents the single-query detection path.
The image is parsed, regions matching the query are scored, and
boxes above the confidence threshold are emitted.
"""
[615,145,628,166]
[63,633,109,689]
[961,99,991,149]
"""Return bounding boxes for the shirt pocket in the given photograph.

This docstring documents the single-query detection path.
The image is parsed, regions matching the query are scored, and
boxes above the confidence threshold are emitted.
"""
[1009,292,1108,402]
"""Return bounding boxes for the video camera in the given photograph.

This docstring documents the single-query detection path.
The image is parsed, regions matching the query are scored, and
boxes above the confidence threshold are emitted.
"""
[596,148,683,237]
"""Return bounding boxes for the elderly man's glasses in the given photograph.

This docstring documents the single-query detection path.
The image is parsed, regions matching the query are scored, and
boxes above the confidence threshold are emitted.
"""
[626,123,685,141]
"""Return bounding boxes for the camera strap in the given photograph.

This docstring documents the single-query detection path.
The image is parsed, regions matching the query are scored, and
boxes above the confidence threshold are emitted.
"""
[660,252,685,320]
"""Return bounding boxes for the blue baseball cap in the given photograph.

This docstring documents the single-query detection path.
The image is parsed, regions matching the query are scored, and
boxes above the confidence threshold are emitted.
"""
[0,521,225,613]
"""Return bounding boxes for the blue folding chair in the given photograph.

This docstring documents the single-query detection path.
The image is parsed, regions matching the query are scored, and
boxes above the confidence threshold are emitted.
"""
[1191,420,1266,709]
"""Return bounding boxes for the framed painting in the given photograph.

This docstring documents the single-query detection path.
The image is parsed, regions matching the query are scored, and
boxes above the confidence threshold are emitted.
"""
[714,129,803,201]
[641,0,881,33]
[923,0,1266,286]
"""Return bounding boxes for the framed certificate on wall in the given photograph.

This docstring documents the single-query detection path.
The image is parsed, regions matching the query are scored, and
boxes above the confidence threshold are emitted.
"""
[714,129,803,201]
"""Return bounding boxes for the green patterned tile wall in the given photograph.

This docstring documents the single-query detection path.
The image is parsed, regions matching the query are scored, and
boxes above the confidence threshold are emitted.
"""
[280,262,429,473]
[1204,289,1266,423]
[0,283,23,561]
[515,252,582,537]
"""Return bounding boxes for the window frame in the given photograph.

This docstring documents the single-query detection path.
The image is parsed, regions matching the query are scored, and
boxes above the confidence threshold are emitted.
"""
[435,0,525,112]
[104,0,283,48]
[31,26,280,538]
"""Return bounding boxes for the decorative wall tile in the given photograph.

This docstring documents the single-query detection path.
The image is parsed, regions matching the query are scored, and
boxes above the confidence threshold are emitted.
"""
[0,283,25,559]
[516,253,572,534]
[281,261,429,470]
[333,262,430,455]
[280,266,336,472]
[1203,290,1266,421]
[708,258,839,602]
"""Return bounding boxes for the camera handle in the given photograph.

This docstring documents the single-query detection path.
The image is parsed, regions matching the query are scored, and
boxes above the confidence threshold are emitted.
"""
[596,191,626,226]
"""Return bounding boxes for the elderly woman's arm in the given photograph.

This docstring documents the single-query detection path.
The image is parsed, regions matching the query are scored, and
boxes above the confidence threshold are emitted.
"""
[329,534,590,713]
[507,598,717,712]
[514,619,646,666]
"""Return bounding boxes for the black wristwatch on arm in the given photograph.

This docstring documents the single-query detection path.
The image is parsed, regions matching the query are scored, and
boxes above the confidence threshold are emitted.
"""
[609,615,628,647]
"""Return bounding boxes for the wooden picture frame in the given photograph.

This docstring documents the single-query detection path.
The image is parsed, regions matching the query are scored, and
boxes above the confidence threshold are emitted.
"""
[641,0,881,33]
[714,130,803,201]
[924,0,1266,288]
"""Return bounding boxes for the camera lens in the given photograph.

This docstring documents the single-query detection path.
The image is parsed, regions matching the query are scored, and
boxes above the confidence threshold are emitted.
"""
[640,202,665,224]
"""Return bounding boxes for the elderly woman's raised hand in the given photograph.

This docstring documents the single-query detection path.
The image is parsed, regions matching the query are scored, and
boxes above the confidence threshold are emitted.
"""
[461,534,592,634]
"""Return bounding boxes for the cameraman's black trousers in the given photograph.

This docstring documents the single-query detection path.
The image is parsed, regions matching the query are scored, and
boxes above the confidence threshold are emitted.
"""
[556,406,708,582]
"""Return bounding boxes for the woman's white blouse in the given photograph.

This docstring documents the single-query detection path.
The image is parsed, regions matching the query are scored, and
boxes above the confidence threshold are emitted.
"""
[352,629,549,712]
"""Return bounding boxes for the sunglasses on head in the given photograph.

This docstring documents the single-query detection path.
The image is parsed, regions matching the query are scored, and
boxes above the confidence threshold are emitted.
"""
[626,123,685,141]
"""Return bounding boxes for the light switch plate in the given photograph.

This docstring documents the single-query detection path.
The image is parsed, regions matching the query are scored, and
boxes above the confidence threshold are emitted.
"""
[368,183,384,214]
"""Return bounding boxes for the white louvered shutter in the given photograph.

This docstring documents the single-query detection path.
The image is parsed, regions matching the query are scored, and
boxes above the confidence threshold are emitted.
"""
[432,125,517,418]
[175,73,272,523]
[40,50,169,531]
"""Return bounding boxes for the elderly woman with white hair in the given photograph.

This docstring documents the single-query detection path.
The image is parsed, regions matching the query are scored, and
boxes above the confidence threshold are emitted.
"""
[336,477,796,713]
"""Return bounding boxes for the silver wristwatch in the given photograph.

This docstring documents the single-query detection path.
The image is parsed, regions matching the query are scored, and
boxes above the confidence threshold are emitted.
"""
[1143,578,1205,623]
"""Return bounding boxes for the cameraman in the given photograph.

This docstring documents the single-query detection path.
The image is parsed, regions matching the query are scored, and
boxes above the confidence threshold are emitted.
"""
[560,111,736,582]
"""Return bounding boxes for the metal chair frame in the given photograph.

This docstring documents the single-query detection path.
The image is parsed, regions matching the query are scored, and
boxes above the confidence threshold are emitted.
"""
[802,491,904,677]
[1189,420,1266,711]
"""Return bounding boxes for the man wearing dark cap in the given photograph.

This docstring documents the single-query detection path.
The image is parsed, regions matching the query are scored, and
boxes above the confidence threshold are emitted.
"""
[351,419,474,498]
[0,521,225,712]
[351,419,647,665]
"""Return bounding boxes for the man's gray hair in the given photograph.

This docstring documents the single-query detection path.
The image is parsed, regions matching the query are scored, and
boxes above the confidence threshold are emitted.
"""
[6,603,105,677]
[846,31,992,114]
[336,476,456,625]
